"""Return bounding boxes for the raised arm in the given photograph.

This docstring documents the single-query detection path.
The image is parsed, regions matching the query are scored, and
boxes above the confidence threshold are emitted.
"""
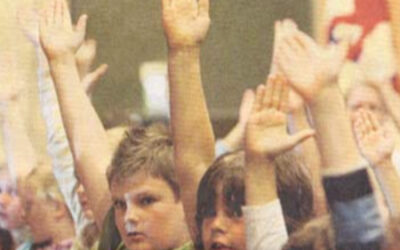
[353,109,400,216]
[39,0,111,227]
[278,29,385,249]
[244,74,314,250]
[162,0,213,239]
[0,52,37,182]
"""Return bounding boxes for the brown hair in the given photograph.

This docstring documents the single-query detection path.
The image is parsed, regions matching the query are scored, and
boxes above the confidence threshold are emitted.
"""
[22,164,66,212]
[282,215,335,250]
[195,149,314,248]
[275,150,314,233]
[107,123,180,199]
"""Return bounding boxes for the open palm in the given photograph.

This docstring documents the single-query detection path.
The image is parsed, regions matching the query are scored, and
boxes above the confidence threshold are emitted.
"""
[245,75,314,158]
[39,0,87,59]
[162,0,210,48]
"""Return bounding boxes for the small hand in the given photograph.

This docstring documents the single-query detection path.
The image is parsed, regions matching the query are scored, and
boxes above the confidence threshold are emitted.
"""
[353,109,395,166]
[162,0,210,49]
[277,30,348,103]
[245,74,314,159]
[39,0,87,59]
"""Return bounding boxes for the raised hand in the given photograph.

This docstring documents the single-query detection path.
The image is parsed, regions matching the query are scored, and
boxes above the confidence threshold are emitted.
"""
[353,109,395,166]
[162,0,210,49]
[39,0,87,59]
[245,74,315,159]
[277,30,348,103]
[81,64,108,96]
[75,39,108,96]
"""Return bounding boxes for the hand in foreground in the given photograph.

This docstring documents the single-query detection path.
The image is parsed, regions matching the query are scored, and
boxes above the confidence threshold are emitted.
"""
[277,30,348,103]
[39,0,87,59]
[353,109,395,166]
[245,74,315,159]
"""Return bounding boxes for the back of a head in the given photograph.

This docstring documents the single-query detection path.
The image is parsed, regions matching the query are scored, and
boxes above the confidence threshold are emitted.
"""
[274,150,314,233]
[22,165,66,208]
[107,123,180,199]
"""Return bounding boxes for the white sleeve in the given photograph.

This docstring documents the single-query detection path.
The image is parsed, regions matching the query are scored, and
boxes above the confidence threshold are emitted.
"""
[242,199,288,250]
[36,49,90,235]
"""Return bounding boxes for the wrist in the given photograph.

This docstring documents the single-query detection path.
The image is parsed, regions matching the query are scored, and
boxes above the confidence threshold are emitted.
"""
[48,53,76,67]
[168,46,200,56]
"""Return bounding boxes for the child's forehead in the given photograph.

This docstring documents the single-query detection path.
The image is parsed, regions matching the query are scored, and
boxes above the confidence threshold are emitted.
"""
[110,172,172,198]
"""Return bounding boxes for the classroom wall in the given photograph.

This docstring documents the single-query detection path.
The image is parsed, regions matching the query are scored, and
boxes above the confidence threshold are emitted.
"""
[72,0,312,135]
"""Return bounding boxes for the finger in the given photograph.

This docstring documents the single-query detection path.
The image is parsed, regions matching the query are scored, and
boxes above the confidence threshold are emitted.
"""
[288,129,316,148]
[161,0,172,9]
[361,109,374,133]
[61,0,72,28]
[358,110,370,136]
[294,30,317,53]
[271,74,283,110]
[279,75,289,113]
[264,75,275,108]
[83,64,109,94]
[49,0,56,24]
[75,14,88,41]
[286,36,304,55]
[55,0,63,25]
[365,110,379,131]
[198,0,209,17]
[253,84,265,112]
[239,89,255,118]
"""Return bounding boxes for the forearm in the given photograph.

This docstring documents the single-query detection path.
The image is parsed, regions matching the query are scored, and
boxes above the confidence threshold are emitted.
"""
[245,156,277,206]
[36,48,90,232]
[310,84,364,172]
[374,159,400,215]
[388,0,400,72]
[169,47,215,164]
[48,53,111,227]
[168,46,215,239]
[378,83,400,129]
[1,102,36,182]
[290,109,326,215]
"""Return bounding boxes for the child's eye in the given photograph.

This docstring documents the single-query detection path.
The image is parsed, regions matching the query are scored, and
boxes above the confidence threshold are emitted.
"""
[227,208,242,218]
[139,196,157,206]
[113,200,127,211]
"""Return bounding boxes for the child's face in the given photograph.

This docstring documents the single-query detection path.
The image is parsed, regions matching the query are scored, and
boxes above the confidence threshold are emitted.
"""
[201,184,246,250]
[0,172,25,230]
[347,85,385,123]
[111,172,188,250]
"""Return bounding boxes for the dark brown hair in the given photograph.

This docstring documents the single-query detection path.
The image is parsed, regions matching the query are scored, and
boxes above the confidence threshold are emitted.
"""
[195,149,314,248]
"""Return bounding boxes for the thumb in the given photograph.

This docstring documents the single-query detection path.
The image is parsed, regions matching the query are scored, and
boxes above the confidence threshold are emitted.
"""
[288,129,315,148]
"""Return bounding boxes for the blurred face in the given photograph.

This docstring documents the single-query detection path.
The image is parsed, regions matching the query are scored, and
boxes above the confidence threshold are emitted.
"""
[76,183,94,220]
[0,171,24,230]
[347,85,386,123]
[111,172,188,250]
[23,190,55,237]
[201,184,246,250]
